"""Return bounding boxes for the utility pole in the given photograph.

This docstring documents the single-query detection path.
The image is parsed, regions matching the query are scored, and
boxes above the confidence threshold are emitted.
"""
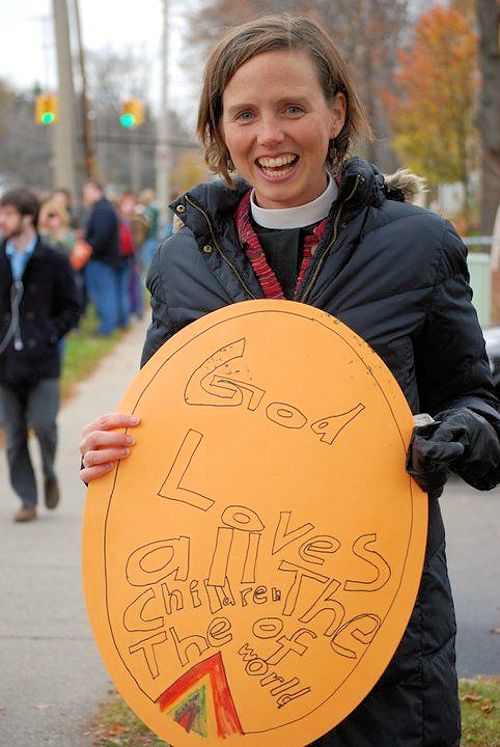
[73,0,98,180]
[52,0,77,194]
[156,0,172,230]
[130,138,142,193]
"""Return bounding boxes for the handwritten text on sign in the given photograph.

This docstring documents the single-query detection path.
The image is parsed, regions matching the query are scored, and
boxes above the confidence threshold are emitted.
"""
[83,301,427,747]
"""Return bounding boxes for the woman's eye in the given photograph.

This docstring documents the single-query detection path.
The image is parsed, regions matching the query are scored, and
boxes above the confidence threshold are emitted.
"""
[236,111,254,121]
[286,105,303,115]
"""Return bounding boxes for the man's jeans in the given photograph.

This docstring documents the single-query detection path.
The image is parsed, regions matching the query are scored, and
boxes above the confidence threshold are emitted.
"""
[0,379,59,507]
[85,259,119,335]
[115,262,131,328]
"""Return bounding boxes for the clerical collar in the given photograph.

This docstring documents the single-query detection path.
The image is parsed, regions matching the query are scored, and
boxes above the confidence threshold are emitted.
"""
[250,174,337,229]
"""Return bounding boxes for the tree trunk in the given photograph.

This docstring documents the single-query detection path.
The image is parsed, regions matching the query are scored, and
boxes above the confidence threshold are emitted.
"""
[476,0,500,235]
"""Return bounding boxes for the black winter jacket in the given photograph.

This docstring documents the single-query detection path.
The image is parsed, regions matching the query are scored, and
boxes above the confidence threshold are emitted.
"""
[143,158,498,746]
[0,237,81,384]
[84,197,122,268]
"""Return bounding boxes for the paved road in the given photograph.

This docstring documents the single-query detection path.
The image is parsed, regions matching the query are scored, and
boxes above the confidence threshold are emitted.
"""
[441,477,500,677]
[0,319,148,746]
[0,317,498,745]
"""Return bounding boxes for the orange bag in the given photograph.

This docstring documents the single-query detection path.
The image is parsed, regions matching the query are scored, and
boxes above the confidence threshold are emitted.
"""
[69,238,93,271]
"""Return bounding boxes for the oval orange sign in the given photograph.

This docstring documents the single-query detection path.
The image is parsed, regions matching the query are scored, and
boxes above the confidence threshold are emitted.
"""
[83,299,427,746]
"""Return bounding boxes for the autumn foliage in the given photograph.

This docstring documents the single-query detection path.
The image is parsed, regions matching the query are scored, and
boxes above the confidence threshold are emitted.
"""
[384,5,478,211]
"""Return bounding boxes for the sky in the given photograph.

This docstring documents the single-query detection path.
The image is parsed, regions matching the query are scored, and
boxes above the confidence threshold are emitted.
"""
[0,0,192,116]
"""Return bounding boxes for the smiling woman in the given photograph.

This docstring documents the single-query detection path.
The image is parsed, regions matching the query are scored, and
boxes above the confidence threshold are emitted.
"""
[78,13,500,747]
[198,15,370,191]
[220,49,345,209]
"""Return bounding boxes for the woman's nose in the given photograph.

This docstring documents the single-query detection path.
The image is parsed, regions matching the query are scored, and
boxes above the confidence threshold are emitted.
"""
[256,117,285,147]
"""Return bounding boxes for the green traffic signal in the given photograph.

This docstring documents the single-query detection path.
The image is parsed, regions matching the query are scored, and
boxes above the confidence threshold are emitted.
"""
[119,99,144,128]
[120,113,135,128]
[35,93,58,125]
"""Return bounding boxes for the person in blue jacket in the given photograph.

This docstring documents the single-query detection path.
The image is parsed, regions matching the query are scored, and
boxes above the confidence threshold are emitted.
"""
[79,15,500,746]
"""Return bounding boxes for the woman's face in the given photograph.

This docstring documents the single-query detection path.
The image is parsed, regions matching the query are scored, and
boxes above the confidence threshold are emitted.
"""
[120,196,136,218]
[43,210,63,231]
[221,49,346,209]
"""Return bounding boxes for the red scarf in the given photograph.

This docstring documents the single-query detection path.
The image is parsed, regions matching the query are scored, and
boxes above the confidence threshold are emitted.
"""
[235,190,328,300]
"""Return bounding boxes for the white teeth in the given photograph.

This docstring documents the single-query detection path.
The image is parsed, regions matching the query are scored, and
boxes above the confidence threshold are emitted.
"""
[258,155,296,168]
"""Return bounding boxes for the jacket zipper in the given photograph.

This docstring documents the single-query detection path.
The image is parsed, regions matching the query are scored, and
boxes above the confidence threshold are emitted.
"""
[184,195,257,299]
[298,173,363,304]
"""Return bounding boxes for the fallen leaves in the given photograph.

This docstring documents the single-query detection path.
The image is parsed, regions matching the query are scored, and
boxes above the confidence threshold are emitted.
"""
[461,691,483,703]
[481,699,494,715]
[108,723,127,736]
[460,683,496,718]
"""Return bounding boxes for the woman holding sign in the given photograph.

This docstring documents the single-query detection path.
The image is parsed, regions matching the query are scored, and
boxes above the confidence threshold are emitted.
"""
[80,14,500,747]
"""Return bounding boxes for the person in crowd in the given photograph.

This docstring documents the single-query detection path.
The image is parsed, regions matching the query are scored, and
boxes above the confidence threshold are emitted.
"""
[82,180,122,336]
[0,188,80,522]
[51,186,81,230]
[137,188,160,271]
[118,191,149,320]
[39,198,88,313]
[38,199,76,255]
[38,199,84,354]
[113,192,135,330]
[79,15,500,746]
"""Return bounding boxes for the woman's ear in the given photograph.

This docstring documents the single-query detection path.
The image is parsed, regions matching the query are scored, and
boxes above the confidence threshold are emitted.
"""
[330,92,347,138]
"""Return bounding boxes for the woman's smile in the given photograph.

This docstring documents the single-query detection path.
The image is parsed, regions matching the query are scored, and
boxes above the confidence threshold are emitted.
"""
[256,153,299,180]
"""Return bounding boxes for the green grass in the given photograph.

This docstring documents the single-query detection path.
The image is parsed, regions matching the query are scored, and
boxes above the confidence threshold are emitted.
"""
[90,679,500,746]
[60,306,123,400]
[91,690,168,747]
[459,677,500,746]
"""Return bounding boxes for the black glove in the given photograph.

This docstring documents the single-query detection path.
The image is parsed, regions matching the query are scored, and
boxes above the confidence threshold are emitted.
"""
[406,407,500,496]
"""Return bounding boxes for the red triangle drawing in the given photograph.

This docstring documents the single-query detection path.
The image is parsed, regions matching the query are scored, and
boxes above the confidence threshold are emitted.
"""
[156,652,244,739]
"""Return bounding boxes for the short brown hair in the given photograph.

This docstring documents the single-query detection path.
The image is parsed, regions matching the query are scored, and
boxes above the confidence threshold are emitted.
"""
[0,188,40,225]
[83,178,104,193]
[197,14,372,186]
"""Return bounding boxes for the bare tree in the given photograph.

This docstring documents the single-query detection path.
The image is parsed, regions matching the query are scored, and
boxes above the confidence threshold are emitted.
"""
[314,0,408,169]
[476,0,500,234]
[184,0,409,171]
[83,47,194,191]
[0,82,53,193]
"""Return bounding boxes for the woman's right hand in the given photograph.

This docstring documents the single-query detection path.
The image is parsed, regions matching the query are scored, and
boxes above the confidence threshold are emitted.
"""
[79,412,140,483]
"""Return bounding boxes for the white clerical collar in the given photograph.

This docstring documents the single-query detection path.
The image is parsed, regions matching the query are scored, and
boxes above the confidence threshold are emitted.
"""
[250,174,337,229]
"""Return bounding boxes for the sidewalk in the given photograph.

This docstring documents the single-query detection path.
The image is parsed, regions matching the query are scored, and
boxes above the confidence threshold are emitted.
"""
[0,319,148,746]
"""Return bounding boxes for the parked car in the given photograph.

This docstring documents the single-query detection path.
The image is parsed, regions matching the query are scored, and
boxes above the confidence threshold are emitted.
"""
[482,326,500,398]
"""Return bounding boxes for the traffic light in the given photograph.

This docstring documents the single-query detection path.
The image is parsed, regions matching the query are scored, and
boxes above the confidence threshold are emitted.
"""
[35,93,59,125]
[120,99,145,128]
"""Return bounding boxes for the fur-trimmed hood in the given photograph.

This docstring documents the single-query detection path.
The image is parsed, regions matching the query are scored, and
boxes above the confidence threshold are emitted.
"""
[384,168,426,203]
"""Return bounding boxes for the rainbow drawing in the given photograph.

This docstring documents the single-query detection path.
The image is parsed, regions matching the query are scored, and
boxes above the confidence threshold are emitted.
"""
[156,652,244,739]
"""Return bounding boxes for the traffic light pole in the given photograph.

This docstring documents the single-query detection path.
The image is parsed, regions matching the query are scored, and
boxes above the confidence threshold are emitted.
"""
[156,0,172,232]
[129,137,142,193]
[52,0,77,195]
